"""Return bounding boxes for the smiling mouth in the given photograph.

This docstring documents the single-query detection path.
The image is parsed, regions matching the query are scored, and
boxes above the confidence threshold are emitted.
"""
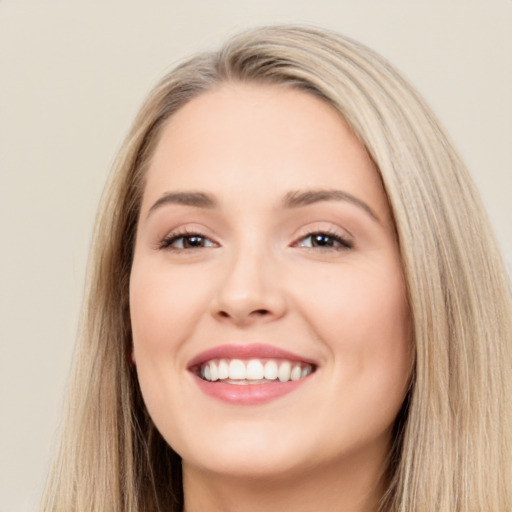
[194,358,316,384]
[188,344,318,404]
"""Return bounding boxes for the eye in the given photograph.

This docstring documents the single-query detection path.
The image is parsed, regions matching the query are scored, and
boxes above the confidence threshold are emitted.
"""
[295,231,352,250]
[159,231,218,250]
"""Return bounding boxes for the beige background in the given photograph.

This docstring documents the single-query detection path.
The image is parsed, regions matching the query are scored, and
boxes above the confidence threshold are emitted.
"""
[1,2,510,511]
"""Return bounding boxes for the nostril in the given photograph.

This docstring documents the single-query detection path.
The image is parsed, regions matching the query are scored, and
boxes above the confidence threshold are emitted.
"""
[217,308,270,320]
[252,309,270,317]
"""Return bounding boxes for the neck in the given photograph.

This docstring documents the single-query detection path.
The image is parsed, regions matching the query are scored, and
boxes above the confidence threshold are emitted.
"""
[182,448,389,512]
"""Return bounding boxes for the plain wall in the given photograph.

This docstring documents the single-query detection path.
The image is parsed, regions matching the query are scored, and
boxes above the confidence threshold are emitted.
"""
[1,2,510,511]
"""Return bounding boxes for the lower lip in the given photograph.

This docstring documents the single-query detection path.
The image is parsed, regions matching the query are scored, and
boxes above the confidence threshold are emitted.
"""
[192,374,310,405]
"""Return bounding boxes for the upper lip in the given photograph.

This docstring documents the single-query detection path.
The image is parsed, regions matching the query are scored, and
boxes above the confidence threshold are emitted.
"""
[187,343,318,369]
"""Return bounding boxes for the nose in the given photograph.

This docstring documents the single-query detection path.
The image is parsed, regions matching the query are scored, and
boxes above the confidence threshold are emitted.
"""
[210,245,287,327]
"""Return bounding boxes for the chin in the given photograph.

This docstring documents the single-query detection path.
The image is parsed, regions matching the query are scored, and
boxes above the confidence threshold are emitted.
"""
[176,424,317,479]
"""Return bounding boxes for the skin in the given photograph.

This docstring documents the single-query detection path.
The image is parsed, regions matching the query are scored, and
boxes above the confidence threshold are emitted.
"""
[130,83,411,512]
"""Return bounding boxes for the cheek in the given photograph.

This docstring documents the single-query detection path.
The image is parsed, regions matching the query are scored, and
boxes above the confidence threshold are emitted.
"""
[298,259,409,342]
[129,262,195,414]
[129,260,207,357]
[295,260,411,402]
[129,262,200,438]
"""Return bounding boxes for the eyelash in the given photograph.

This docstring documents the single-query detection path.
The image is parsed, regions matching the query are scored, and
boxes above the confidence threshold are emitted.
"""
[294,229,353,250]
[158,228,353,252]
[158,228,217,250]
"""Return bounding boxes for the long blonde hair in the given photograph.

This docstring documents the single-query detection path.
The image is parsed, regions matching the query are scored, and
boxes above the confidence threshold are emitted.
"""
[42,25,512,512]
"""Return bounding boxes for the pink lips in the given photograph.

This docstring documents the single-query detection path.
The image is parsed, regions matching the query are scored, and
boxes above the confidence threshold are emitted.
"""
[188,343,317,405]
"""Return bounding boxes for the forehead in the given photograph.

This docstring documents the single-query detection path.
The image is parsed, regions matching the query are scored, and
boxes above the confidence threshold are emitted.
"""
[142,83,391,222]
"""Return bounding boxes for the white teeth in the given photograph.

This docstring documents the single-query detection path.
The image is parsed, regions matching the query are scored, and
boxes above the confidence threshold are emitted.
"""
[246,359,264,380]
[218,359,229,379]
[278,361,291,382]
[290,364,302,381]
[199,358,314,383]
[209,361,219,381]
[228,359,246,380]
[264,360,278,380]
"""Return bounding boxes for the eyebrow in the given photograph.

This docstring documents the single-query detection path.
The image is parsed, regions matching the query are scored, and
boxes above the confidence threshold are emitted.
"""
[282,189,380,223]
[148,191,218,217]
[147,188,380,223]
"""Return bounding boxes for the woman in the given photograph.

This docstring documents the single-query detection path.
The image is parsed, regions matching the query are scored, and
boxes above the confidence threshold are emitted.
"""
[41,25,512,511]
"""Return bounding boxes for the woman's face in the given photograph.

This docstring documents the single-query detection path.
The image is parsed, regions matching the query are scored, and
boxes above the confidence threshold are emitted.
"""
[130,83,411,481]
